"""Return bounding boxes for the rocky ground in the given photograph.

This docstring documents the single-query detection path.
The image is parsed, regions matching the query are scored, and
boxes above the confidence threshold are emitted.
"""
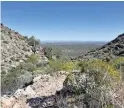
[1,71,68,108]
[2,71,124,108]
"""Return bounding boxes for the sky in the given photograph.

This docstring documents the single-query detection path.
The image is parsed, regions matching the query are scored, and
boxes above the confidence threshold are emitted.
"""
[1,1,124,42]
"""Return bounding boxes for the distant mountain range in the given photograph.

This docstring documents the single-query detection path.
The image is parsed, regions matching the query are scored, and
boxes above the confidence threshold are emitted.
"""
[41,41,107,45]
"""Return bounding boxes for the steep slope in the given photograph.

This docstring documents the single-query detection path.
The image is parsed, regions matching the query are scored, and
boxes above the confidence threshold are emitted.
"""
[77,33,124,60]
[1,23,33,72]
[1,24,50,96]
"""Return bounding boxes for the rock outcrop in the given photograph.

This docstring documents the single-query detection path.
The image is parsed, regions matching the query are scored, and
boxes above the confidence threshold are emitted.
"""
[1,72,67,108]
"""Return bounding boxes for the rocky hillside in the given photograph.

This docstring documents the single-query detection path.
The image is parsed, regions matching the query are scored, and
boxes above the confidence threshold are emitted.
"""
[1,23,33,72]
[77,33,124,60]
[1,24,124,108]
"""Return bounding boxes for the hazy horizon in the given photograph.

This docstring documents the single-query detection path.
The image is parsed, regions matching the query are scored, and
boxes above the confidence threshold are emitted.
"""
[40,40,108,43]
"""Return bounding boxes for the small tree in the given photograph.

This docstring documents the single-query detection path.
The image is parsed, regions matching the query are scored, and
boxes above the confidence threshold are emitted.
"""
[27,36,41,54]
[27,36,40,47]
[24,36,28,40]
[44,47,52,60]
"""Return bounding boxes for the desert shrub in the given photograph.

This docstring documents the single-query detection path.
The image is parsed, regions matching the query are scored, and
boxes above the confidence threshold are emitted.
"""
[49,60,75,72]
[62,61,74,71]
[26,36,41,54]
[24,36,28,40]
[110,57,124,80]
[26,54,49,73]
[62,59,121,108]
[32,67,47,75]
[1,58,37,95]
[24,54,47,72]
[51,47,63,59]
[1,69,33,95]
[49,60,63,71]
[78,59,120,81]
[18,72,33,87]
[1,74,18,95]
[27,54,48,70]
[27,54,40,64]
[1,54,42,95]
[19,36,25,40]
[27,36,41,46]
[27,63,37,72]
[44,47,52,60]
[3,40,9,44]
[1,34,4,40]
[66,59,122,107]
[111,57,124,68]
[31,46,37,54]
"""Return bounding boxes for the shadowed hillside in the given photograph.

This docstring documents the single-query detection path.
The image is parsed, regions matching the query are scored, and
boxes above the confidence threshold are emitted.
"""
[77,33,124,60]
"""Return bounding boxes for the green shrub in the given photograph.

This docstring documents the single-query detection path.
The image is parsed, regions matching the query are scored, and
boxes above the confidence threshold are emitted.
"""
[27,54,40,64]
[49,60,62,71]
[62,61,74,71]
[110,57,124,80]
[1,69,33,95]
[32,67,47,75]
[27,36,41,46]
[1,54,41,95]
[63,59,122,108]
[51,47,62,59]
[49,60,75,72]
[24,36,28,40]
[18,72,33,86]
[78,59,120,81]
[19,36,25,40]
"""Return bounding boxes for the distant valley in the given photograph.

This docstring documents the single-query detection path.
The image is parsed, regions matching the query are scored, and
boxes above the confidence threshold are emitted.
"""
[41,41,106,58]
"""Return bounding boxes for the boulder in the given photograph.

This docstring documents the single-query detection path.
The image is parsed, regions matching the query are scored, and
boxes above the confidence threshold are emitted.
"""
[25,86,36,98]
[14,89,25,98]
[1,96,16,108]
